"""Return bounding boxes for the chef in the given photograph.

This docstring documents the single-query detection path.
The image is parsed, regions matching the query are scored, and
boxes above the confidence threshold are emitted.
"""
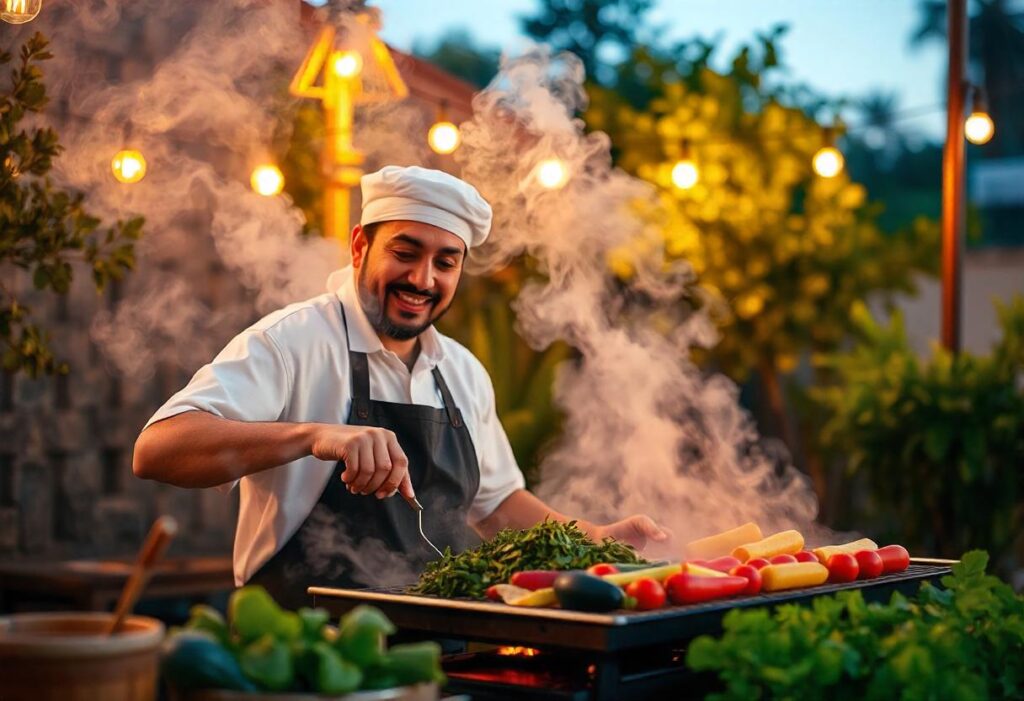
[133,165,668,607]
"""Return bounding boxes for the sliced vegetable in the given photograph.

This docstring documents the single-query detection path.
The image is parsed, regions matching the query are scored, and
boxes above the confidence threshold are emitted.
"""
[553,572,625,612]
[487,584,532,604]
[665,573,749,604]
[685,522,764,560]
[624,578,667,610]
[185,605,231,647]
[298,607,330,641]
[601,562,684,586]
[335,605,396,668]
[681,562,728,578]
[728,564,763,595]
[239,633,294,691]
[854,550,884,579]
[699,556,743,572]
[732,530,805,562]
[812,538,879,564]
[308,641,362,694]
[507,587,558,607]
[876,545,910,574]
[760,562,829,592]
[510,570,562,590]
[825,552,859,583]
[229,586,302,642]
[373,641,446,686]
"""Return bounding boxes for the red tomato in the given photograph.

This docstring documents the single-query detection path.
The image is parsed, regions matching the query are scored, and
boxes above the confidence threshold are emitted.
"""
[854,550,884,579]
[586,563,620,576]
[876,545,910,574]
[701,556,742,572]
[485,585,503,601]
[624,577,667,611]
[728,564,763,595]
[746,557,771,570]
[665,573,749,605]
[794,551,818,563]
[769,554,799,565]
[826,553,859,583]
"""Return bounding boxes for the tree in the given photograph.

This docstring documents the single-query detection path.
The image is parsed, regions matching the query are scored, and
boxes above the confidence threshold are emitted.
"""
[413,28,500,89]
[1,34,143,378]
[587,33,940,503]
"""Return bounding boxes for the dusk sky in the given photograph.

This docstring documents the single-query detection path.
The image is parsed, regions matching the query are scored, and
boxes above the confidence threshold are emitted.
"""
[368,0,949,139]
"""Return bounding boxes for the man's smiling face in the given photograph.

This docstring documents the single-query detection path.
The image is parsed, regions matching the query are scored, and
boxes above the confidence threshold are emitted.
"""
[352,220,466,341]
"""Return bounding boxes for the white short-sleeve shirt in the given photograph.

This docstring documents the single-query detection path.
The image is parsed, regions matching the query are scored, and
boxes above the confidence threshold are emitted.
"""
[144,266,525,585]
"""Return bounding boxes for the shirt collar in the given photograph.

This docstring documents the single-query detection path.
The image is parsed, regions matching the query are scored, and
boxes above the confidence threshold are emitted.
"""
[330,265,446,366]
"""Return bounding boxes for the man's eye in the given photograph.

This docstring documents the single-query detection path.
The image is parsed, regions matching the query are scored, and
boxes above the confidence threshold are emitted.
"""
[393,251,416,261]
[436,259,457,270]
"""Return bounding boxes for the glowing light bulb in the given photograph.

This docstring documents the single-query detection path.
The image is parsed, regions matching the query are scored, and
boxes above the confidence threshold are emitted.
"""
[428,121,460,155]
[671,159,699,189]
[812,146,844,178]
[1,0,42,24]
[250,164,284,196]
[536,158,569,189]
[111,149,147,184]
[964,111,994,145]
[331,51,363,79]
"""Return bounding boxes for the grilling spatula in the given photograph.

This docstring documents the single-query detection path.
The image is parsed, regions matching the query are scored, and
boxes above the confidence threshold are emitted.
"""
[403,494,444,558]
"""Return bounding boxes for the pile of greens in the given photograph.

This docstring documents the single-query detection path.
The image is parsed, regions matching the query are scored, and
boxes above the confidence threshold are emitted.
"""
[687,551,1024,700]
[162,586,444,694]
[410,520,646,599]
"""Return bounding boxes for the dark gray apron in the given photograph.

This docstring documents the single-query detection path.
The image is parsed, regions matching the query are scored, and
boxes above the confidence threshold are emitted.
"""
[247,303,480,609]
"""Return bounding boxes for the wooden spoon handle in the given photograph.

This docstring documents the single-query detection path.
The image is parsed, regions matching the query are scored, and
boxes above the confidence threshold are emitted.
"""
[106,515,178,636]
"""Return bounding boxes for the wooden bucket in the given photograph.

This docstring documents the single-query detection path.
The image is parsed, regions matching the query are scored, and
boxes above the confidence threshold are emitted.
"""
[0,611,164,701]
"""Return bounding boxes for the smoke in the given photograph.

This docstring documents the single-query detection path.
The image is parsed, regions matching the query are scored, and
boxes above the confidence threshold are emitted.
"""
[456,49,823,547]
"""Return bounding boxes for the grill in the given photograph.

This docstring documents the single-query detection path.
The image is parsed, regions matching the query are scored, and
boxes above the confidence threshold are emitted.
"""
[310,560,952,700]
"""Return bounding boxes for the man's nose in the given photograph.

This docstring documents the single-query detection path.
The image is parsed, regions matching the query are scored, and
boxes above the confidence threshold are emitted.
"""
[408,261,436,291]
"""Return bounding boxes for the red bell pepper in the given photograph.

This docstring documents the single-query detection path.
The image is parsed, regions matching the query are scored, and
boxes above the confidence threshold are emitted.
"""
[509,570,562,590]
[665,573,749,605]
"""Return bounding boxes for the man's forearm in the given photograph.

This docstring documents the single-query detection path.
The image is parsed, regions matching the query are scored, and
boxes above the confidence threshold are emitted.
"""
[472,489,598,540]
[133,411,320,488]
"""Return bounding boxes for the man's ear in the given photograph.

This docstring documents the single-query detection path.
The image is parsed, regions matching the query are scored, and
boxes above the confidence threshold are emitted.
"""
[351,225,368,269]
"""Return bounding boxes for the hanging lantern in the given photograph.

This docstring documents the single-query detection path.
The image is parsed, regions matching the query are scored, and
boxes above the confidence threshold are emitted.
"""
[250,164,285,196]
[428,101,461,155]
[1,0,42,24]
[964,85,994,145]
[111,149,147,184]
[671,139,699,190]
[812,126,844,178]
[535,158,569,190]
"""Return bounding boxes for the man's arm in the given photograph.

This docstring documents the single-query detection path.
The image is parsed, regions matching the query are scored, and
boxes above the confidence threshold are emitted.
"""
[473,488,670,551]
[133,410,413,498]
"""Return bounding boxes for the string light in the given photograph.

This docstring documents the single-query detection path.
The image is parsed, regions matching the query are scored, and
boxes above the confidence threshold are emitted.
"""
[1,0,42,24]
[428,100,461,155]
[535,158,569,189]
[671,139,699,189]
[331,50,363,79]
[964,85,994,145]
[250,164,284,196]
[812,126,845,178]
[111,149,147,184]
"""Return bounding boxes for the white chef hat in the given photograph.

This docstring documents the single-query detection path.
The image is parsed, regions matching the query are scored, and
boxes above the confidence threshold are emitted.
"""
[360,165,492,250]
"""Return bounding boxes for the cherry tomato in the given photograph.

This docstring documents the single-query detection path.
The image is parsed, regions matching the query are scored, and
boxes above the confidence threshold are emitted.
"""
[854,550,884,579]
[586,563,620,577]
[876,545,910,574]
[665,573,748,605]
[825,553,859,583]
[746,557,771,570]
[769,554,799,565]
[794,551,818,563]
[624,577,667,611]
[728,564,763,595]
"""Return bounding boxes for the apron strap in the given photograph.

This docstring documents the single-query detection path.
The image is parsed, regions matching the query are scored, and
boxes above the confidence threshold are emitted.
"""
[432,367,463,428]
[340,301,371,420]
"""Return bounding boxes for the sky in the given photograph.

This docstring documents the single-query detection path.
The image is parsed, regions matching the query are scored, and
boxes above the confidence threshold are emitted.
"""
[367,0,949,138]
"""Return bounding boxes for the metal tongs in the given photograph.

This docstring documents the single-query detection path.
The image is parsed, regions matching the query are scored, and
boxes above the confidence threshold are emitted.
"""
[403,494,444,558]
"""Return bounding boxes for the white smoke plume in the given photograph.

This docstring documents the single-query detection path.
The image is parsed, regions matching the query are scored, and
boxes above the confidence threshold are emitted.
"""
[456,49,823,548]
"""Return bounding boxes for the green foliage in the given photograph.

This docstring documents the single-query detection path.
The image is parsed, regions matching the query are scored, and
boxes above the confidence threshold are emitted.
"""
[0,33,144,378]
[811,299,1024,563]
[687,550,1024,700]
[164,588,443,693]
[410,519,645,599]
[587,35,940,381]
[412,28,500,88]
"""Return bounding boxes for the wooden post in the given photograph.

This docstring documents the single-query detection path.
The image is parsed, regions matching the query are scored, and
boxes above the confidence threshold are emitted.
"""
[941,0,967,352]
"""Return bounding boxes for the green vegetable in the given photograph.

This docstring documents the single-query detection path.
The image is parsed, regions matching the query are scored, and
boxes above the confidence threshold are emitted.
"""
[185,604,230,646]
[686,550,1024,700]
[298,606,330,640]
[229,585,302,642]
[309,641,363,694]
[336,605,396,668]
[553,572,625,612]
[160,631,257,692]
[411,519,646,599]
[373,641,447,685]
[238,633,294,691]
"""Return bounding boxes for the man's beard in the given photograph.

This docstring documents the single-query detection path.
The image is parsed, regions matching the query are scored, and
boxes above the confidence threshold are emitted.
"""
[357,268,452,341]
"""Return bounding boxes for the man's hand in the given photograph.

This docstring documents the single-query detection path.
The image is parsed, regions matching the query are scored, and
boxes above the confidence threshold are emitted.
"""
[592,515,672,551]
[310,425,413,499]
